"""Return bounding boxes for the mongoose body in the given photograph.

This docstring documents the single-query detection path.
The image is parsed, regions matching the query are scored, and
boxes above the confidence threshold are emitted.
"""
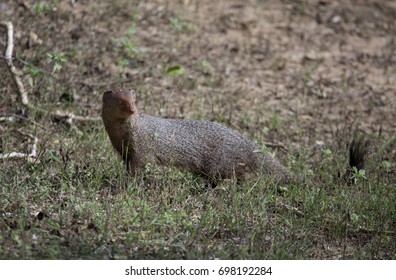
[101,89,293,183]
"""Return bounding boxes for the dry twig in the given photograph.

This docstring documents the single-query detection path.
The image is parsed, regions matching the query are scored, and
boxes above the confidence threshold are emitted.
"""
[0,114,47,130]
[0,132,37,160]
[0,21,29,106]
[263,141,287,151]
[51,110,101,126]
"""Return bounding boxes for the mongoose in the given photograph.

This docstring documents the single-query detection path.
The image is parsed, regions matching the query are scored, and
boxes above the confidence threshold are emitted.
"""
[101,89,292,184]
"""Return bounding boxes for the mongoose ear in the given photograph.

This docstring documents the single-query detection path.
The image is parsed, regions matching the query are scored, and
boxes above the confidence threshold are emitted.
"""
[102,90,113,103]
[103,90,114,99]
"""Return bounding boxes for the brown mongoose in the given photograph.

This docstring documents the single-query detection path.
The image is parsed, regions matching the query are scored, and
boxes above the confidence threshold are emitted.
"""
[101,89,293,184]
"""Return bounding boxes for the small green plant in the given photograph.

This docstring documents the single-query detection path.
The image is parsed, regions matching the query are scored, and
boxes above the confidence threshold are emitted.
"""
[35,1,51,16]
[259,144,270,154]
[144,162,153,173]
[165,65,185,76]
[120,38,140,56]
[119,18,141,59]
[47,53,68,74]
[315,88,324,98]
[270,112,281,130]
[117,58,130,66]
[271,56,285,71]
[170,17,183,30]
[169,17,194,32]
[298,3,306,15]
[126,22,137,37]
[323,148,332,158]
[27,65,45,87]
[261,126,270,136]
[380,161,391,172]
[200,60,213,74]
[350,167,367,184]
[350,212,359,224]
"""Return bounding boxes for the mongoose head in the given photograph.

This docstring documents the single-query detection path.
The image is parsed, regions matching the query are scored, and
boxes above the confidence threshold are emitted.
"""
[102,89,137,119]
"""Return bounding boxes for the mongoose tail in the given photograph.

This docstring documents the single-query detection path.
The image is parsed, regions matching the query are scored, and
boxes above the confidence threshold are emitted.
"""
[344,136,370,183]
[349,137,369,171]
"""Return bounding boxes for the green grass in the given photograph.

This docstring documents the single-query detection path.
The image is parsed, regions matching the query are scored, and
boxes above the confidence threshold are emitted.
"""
[0,122,395,259]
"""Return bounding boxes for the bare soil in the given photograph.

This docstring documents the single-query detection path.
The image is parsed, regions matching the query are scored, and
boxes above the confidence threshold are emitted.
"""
[1,0,395,129]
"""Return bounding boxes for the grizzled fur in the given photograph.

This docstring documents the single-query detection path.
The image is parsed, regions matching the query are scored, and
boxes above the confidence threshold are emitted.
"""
[102,89,292,183]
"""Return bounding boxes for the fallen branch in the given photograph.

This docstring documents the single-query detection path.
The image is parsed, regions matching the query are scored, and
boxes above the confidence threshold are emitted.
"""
[0,21,29,106]
[0,132,37,159]
[51,110,101,126]
[73,115,102,122]
[0,116,16,122]
[263,141,287,151]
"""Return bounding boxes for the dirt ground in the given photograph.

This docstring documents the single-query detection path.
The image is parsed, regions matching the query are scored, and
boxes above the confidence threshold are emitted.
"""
[0,0,395,259]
